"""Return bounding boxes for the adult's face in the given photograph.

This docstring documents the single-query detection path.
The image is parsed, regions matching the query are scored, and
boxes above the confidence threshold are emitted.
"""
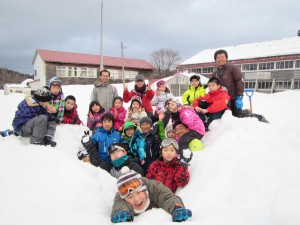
[175,124,189,139]
[216,53,227,67]
[136,80,145,88]
[100,71,110,83]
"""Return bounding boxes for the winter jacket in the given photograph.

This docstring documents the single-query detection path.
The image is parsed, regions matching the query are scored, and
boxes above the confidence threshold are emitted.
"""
[121,130,146,162]
[123,88,155,114]
[146,158,190,193]
[61,107,83,125]
[109,106,127,131]
[182,85,206,105]
[212,63,244,100]
[111,177,185,217]
[178,130,203,151]
[178,106,206,136]
[192,87,231,113]
[92,127,121,162]
[82,139,144,178]
[49,92,65,121]
[124,109,147,129]
[90,80,118,113]
[141,131,160,173]
[87,109,105,131]
[151,91,175,112]
[12,97,54,133]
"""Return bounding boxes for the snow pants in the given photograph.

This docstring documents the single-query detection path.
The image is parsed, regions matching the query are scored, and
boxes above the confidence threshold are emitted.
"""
[19,115,56,144]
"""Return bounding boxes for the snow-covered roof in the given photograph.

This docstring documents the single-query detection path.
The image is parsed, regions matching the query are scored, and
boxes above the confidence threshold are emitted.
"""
[181,36,300,65]
[21,79,34,86]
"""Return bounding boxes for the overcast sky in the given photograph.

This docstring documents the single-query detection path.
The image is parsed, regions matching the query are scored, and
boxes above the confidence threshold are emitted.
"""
[0,0,299,74]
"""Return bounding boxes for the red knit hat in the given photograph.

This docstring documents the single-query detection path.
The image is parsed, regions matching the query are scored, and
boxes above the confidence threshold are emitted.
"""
[156,80,166,87]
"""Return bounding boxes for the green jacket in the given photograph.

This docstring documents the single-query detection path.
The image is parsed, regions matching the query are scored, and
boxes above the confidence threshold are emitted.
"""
[182,85,206,105]
[111,177,184,217]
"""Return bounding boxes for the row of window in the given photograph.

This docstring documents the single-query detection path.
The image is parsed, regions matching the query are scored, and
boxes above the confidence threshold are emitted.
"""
[187,60,300,73]
[56,67,139,79]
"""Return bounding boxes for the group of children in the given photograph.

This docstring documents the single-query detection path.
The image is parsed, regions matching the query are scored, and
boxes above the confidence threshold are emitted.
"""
[5,73,231,223]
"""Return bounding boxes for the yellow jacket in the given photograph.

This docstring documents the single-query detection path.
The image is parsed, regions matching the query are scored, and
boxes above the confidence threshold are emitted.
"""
[182,85,206,105]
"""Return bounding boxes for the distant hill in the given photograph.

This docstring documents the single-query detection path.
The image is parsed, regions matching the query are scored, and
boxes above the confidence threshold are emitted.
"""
[0,68,33,89]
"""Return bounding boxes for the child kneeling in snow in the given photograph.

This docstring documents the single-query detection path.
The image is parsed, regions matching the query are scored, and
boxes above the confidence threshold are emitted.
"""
[146,138,190,193]
[110,168,192,223]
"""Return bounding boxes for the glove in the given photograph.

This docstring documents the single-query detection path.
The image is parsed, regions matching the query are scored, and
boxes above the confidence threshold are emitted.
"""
[111,210,133,223]
[178,149,193,167]
[235,96,243,110]
[172,207,192,222]
[81,131,92,148]
[55,117,63,124]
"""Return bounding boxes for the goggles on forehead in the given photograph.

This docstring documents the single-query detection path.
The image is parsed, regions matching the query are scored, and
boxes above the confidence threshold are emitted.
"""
[161,138,179,151]
[108,145,126,156]
[51,82,61,87]
[118,178,143,199]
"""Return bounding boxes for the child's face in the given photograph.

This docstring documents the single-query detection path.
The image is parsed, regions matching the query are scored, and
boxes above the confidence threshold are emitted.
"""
[190,79,199,87]
[92,104,101,113]
[208,82,220,92]
[131,102,140,111]
[110,149,126,161]
[125,191,148,211]
[65,99,75,111]
[167,131,176,139]
[167,102,178,113]
[141,123,151,133]
[114,99,122,109]
[125,128,135,137]
[82,155,91,163]
[162,145,177,162]
[175,124,189,139]
[50,84,61,95]
[157,85,166,92]
[102,119,113,130]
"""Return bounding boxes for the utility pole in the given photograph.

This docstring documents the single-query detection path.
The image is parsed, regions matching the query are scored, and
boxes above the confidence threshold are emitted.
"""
[100,0,104,71]
[121,42,125,86]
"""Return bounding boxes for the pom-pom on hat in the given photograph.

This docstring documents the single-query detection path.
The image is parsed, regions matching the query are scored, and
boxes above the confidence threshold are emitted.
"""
[117,167,147,199]
[33,87,53,102]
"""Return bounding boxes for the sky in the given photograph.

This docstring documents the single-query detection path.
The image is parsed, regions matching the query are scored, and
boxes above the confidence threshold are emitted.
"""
[0,0,299,74]
[1,83,300,225]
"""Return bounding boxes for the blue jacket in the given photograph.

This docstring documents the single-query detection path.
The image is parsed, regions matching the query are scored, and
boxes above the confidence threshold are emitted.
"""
[122,130,146,161]
[12,97,54,133]
[92,127,121,162]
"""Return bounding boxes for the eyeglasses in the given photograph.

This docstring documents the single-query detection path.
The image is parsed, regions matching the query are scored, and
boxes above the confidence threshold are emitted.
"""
[161,138,179,151]
[118,178,143,199]
[108,145,126,156]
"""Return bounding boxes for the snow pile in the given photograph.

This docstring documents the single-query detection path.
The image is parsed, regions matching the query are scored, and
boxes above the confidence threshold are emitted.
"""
[1,86,300,225]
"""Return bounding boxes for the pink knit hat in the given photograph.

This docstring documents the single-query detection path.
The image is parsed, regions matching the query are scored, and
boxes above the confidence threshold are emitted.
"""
[156,80,166,87]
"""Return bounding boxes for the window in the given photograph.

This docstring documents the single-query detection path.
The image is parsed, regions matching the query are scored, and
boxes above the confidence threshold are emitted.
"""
[242,63,258,71]
[202,67,213,74]
[276,61,294,69]
[56,66,97,78]
[191,68,201,73]
[259,62,274,70]
[295,60,300,68]
[57,66,67,77]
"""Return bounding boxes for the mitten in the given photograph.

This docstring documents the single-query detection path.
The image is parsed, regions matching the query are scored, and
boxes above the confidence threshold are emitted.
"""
[81,131,92,148]
[178,149,193,166]
[111,210,133,223]
[235,96,243,110]
[172,207,192,222]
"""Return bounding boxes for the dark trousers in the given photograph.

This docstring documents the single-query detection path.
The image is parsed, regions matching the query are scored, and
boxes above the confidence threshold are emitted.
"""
[198,101,225,126]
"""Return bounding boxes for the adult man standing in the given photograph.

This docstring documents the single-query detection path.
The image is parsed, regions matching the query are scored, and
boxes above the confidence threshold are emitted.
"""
[212,49,244,117]
[91,69,118,112]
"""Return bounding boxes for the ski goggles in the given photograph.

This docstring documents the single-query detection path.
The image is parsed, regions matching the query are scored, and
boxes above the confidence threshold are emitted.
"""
[77,149,89,160]
[161,138,179,151]
[118,178,143,199]
[51,81,61,87]
[108,145,126,156]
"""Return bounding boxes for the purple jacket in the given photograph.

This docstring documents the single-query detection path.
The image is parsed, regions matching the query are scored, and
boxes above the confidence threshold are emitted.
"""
[179,107,206,136]
[87,110,104,131]
[109,106,127,131]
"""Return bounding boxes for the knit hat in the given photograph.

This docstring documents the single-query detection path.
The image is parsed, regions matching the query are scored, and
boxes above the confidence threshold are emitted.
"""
[48,77,62,88]
[33,87,53,102]
[135,74,145,82]
[123,122,137,133]
[156,80,166,87]
[130,96,142,107]
[140,117,153,127]
[77,149,89,160]
[117,167,147,199]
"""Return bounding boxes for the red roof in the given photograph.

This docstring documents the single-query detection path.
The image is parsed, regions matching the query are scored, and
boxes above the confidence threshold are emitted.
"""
[33,49,155,70]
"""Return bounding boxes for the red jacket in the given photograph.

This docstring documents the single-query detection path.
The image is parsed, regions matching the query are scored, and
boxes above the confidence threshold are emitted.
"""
[123,89,155,114]
[61,107,83,125]
[192,87,230,113]
[146,158,190,193]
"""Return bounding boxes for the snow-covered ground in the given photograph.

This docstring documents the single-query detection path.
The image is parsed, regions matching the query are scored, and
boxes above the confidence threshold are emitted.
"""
[1,83,300,225]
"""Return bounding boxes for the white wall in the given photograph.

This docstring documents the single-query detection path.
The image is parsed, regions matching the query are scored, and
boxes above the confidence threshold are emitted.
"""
[33,54,45,88]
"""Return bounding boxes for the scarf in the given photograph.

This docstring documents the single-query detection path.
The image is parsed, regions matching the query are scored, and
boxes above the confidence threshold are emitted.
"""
[111,155,129,167]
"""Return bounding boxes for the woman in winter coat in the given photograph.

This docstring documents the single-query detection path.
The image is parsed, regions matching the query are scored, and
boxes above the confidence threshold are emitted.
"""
[123,74,155,116]
[151,80,175,113]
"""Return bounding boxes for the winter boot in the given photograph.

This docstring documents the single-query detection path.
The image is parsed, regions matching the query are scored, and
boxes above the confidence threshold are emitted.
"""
[43,136,57,147]
[250,113,269,123]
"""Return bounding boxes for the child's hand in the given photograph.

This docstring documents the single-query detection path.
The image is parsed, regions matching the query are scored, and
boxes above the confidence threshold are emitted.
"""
[114,108,118,117]
[158,111,165,121]
[123,84,128,91]
[88,112,94,120]
[202,109,208,114]
[96,123,102,127]
[138,108,141,114]
[47,105,57,114]
[118,127,123,132]
[147,83,152,91]
[156,90,160,96]
[194,106,202,113]
[128,109,132,118]
[140,160,145,165]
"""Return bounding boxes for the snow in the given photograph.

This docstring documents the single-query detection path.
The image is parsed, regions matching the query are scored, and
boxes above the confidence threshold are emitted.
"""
[181,36,300,65]
[1,84,300,225]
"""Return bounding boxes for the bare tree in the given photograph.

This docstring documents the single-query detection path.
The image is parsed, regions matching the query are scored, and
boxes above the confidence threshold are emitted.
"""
[150,48,181,77]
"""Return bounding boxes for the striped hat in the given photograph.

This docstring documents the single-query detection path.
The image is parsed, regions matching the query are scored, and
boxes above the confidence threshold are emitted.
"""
[116,167,147,199]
